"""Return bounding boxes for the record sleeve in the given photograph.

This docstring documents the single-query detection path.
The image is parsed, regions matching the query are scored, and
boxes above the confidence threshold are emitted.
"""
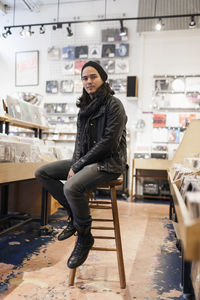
[109,78,126,93]
[101,60,115,74]
[75,60,87,75]
[115,59,129,73]
[46,80,58,94]
[74,80,83,93]
[115,43,129,57]
[6,96,21,120]
[60,80,74,93]
[88,45,102,59]
[153,113,166,127]
[62,61,74,75]
[47,46,60,60]
[75,46,88,59]
[62,46,75,60]
[102,44,116,58]
[101,28,115,42]
[168,127,180,143]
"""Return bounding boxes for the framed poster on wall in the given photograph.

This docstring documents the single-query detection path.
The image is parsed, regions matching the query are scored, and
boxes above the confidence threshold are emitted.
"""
[15,50,39,86]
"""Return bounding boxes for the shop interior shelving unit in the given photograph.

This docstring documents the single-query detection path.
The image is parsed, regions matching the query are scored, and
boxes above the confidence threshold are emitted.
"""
[0,114,60,236]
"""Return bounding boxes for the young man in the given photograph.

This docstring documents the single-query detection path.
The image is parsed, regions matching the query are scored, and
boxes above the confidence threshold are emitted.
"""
[35,61,127,269]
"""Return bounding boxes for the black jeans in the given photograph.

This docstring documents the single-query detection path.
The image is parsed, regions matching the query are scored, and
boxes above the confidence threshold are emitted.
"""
[35,160,120,227]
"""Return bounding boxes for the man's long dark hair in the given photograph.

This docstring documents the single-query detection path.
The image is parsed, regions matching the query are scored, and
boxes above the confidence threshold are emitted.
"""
[76,82,115,109]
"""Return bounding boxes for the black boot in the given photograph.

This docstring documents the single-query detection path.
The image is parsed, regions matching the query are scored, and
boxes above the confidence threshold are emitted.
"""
[67,225,94,269]
[58,217,76,241]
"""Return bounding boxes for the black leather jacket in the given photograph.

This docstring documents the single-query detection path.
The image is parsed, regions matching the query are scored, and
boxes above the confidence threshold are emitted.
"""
[71,94,127,174]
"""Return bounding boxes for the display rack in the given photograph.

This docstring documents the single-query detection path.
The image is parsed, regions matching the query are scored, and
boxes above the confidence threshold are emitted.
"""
[168,119,200,261]
[0,114,48,138]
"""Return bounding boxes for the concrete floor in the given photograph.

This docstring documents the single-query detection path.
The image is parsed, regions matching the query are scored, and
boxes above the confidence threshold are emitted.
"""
[0,201,183,300]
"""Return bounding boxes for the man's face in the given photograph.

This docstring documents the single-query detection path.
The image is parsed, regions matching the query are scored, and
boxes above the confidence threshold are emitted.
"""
[81,66,103,95]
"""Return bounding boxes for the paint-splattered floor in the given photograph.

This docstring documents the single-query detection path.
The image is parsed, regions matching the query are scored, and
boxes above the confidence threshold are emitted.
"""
[0,201,183,300]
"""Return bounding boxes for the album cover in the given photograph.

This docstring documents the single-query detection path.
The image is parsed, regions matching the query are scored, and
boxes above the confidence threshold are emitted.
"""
[44,103,57,114]
[115,43,129,57]
[60,80,74,93]
[75,60,87,75]
[115,59,129,73]
[55,103,67,113]
[154,78,173,93]
[46,80,58,94]
[75,46,88,59]
[74,80,83,93]
[62,46,75,60]
[102,44,116,58]
[47,46,60,60]
[179,113,196,127]
[101,60,115,74]
[62,61,74,75]
[6,96,21,120]
[31,105,42,125]
[109,79,126,93]
[153,113,166,127]
[101,28,115,42]
[19,101,32,122]
[168,127,180,143]
[88,45,102,59]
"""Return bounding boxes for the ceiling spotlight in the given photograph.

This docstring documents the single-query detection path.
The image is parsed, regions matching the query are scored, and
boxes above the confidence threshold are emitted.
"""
[20,26,26,38]
[39,25,45,34]
[155,18,163,31]
[67,23,73,37]
[189,15,196,29]
[119,20,127,37]
[2,27,12,38]
[27,25,34,37]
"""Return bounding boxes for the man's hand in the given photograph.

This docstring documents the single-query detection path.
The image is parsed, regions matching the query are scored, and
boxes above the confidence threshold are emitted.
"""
[67,168,74,179]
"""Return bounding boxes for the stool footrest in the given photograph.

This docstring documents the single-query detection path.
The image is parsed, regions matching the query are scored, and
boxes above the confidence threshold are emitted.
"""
[89,200,111,205]
[92,246,117,251]
[89,205,112,209]
[92,226,114,230]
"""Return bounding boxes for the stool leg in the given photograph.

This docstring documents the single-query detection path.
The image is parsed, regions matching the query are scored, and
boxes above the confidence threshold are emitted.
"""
[110,186,126,289]
[68,268,76,286]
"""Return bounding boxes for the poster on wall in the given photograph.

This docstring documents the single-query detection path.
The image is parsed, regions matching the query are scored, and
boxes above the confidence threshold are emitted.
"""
[15,50,39,86]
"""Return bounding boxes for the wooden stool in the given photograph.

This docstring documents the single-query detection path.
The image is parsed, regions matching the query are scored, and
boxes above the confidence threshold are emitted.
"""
[68,179,126,289]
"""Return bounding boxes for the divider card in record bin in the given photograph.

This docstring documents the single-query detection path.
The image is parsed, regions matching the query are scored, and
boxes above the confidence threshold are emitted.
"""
[153,113,166,127]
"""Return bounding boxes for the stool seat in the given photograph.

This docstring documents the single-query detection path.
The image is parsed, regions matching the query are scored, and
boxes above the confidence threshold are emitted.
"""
[68,178,126,289]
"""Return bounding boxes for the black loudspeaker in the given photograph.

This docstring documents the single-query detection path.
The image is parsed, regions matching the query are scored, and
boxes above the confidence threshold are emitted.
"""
[126,76,138,97]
